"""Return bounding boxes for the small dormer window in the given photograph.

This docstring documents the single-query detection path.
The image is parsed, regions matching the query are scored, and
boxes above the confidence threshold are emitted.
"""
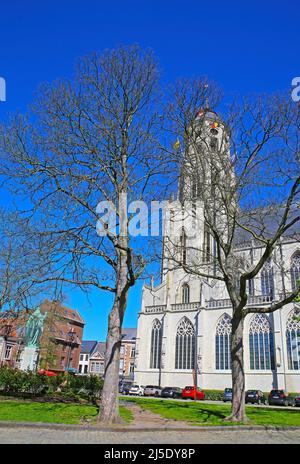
[210,128,218,135]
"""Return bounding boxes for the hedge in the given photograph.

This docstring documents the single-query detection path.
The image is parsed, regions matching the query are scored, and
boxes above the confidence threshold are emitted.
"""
[202,390,224,401]
[0,367,103,403]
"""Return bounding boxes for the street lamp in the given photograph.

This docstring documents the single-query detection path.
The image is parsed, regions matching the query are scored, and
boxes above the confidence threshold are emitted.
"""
[66,329,75,372]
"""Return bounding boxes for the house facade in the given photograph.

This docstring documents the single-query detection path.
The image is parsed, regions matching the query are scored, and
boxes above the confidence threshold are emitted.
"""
[89,342,106,376]
[0,315,24,369]
[79,328,137,378]
[134,109,300,393]
[120,328,137,381]
[78,340,97,375]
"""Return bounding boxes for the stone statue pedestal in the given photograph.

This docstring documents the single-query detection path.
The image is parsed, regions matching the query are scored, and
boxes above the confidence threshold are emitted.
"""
[20,346,39,371]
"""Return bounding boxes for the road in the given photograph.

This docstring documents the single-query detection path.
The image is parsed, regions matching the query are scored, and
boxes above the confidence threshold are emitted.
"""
[0,425,300,444]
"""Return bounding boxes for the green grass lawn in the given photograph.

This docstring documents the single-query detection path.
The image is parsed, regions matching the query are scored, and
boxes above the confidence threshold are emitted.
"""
[0,400,133,425]
[123,397,300,427]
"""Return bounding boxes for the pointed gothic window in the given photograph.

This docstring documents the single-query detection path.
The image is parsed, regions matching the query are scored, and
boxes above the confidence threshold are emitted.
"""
[215,314,232,370]
[261,260,275,299]
[175,317,195,370]
[286,311,300,370]
[248,278,255,297]
[249,314,275,370]
[182,284,190,304]
[191,177,198,199]
[180,229,187,265]
[203,221,211,263]
[291,254,300,292]
[209,137,218,150]
[150,319,162,369]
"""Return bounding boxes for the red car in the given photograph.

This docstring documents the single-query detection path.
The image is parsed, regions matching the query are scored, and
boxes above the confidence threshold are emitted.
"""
[38,369,57,377]
[182,386,205,400]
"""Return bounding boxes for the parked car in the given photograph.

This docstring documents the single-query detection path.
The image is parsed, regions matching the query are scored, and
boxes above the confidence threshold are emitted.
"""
[268,390,294,406]
[119,382,132,395]
[245,390,266,405]
[223,388,233,403]
[129,385,145,396]
[182,386,205,400]
[161,387,182,399]
[294,395,300,407]
[144,385,163,397]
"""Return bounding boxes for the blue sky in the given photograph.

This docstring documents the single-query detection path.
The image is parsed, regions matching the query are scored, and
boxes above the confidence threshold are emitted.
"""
[0,0,299,340]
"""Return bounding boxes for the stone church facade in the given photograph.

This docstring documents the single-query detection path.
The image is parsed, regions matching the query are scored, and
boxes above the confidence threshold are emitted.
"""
[134,109,300,393]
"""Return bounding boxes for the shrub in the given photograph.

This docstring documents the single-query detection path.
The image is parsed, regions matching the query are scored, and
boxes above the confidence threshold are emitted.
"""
[0,367,103,401]
[202,389,224,401]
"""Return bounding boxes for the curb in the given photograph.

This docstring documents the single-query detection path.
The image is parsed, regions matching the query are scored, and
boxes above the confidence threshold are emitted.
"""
[0,421,300,432]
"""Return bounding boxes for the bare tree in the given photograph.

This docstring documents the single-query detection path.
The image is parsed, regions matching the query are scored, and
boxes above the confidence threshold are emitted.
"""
[0,210,49,315]
[164,81,300,422]
[0,45,171,423]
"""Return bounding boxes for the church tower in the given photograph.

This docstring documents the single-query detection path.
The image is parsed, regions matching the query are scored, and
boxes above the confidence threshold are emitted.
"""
[178,107,232,205]
[161,108,233,278]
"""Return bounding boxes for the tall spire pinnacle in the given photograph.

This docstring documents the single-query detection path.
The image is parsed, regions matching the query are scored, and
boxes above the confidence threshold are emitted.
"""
[204,83,209,109]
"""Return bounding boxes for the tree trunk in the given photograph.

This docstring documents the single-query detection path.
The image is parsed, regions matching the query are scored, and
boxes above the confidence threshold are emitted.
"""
[98,248,129,424]
[225,314,247,422]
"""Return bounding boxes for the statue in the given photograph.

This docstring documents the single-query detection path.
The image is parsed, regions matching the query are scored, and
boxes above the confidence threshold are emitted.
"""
[24,307,47,348]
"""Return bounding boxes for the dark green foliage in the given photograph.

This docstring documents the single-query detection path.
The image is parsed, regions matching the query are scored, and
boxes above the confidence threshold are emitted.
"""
[0,367,103,403]
[202,390,224,401]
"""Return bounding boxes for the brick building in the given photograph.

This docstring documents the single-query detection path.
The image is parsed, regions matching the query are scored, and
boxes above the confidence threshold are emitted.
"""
[37,300,84,373]
[0,313,25,369]
[120,328,137,380]
[0,300,85,374]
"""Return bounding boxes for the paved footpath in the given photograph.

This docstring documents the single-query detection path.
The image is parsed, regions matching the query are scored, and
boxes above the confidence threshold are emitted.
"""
[0,426,300,444]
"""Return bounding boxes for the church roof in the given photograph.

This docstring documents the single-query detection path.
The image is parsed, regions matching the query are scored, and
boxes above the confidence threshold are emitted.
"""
[81,340,98,354]
[234,205,300,247]
[90,341,106,358]
[122,328,137,340]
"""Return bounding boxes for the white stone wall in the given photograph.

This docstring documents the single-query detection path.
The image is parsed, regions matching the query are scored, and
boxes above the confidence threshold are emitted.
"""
[135,237,300,392]
[135,170,300,393]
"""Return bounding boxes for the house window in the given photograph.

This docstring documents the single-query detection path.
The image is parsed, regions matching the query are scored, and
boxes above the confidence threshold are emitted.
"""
[150,319,162,369]
[130,347,135,358]
[129,362,135,373]
[291,254,300,292]
[182,284,190,304]
[215,314,231,370]
[249,314,275,370]
[175,317,195,370]
[286,311,300,370]
[120,346,125,355]
[91,362,101,373]
[80,354,84,361]
[4,344,13,360]
[84,365,88,374]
